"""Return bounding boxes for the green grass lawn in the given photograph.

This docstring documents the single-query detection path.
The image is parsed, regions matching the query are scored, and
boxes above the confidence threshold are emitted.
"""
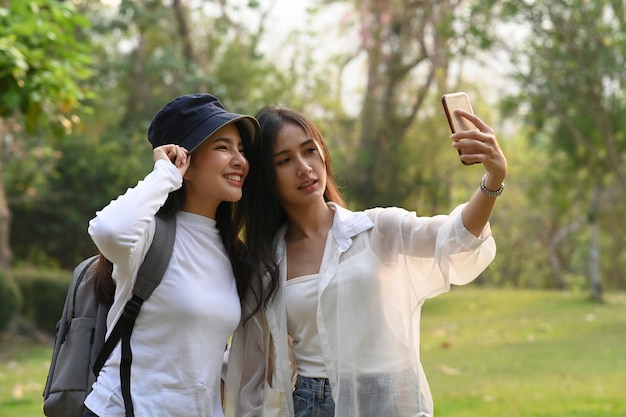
[1,288,625,416]
[0,335,53,417]
[421,288,626,417]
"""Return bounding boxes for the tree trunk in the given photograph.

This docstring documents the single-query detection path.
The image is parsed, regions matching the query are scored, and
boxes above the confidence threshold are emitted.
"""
[353,0,453,208]
[547,249,565,290]
[0,119,13,271]
[172,0,195,65]
[547,220,581,290]
[588,183,603,301]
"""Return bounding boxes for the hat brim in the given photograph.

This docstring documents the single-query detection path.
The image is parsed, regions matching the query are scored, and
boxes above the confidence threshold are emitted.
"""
[183,114,260,153]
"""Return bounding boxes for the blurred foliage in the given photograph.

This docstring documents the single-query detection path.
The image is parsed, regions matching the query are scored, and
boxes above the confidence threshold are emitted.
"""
[2,0,626,295]
[472,0,626,297]
[13,267,69,334]
[0,271,21,332]
[0,0,96,271]
[0,0,94,130]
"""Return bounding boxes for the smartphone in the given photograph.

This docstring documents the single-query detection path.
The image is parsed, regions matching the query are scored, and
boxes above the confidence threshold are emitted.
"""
[442,92,477,133]
[441,92,479,165]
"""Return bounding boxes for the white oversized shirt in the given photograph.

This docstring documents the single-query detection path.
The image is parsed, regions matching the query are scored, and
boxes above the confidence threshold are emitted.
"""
[224,202,496,417]
[85,160,241,417]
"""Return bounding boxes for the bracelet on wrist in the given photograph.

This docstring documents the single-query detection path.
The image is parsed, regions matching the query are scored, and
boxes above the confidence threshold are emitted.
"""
[480,173,505,197]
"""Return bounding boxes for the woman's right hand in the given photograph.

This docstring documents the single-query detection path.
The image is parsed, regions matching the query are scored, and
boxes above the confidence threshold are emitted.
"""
[451,110,507,185]
[153,144,190,176]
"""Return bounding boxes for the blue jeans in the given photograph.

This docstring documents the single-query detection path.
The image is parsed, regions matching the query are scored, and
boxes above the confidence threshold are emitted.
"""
[336,370,428,417]
[294,371,430,417]
[293,375,335,417]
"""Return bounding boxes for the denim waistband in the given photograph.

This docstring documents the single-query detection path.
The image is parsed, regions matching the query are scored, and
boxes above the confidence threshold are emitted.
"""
[295,375,332,392]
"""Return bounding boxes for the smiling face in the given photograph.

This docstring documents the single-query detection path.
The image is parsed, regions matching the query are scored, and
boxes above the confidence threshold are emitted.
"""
[272,122,327,210]
[182,122,248,218]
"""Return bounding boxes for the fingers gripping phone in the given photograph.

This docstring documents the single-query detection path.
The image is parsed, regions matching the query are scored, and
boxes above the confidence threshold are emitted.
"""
[441,92,479,165]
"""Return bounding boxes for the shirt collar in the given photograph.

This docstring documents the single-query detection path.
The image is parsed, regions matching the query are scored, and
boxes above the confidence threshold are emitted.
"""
[327,202,373,251]
[275,202,373,255]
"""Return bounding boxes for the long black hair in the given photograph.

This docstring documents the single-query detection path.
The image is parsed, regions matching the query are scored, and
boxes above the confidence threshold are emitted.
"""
[237,105,346,312]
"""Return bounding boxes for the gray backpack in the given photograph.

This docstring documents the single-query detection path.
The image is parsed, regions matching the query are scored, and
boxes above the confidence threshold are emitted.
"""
[43,216,176,417]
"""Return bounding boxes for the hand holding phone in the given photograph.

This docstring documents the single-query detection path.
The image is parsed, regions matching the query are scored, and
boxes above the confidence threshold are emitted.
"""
[441,92,479,165]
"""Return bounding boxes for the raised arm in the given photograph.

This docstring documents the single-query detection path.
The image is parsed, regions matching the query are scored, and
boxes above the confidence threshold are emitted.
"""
[451,109,508,237]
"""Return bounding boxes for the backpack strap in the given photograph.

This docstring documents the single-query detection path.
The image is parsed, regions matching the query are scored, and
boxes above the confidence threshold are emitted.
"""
[93,215,176,417]
[132,215,177,300]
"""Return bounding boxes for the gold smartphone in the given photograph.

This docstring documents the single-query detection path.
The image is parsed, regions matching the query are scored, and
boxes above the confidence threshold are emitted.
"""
[441,92,479,165]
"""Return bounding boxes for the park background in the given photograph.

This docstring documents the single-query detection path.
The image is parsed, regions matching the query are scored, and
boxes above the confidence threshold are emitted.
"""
[0,0,625,416]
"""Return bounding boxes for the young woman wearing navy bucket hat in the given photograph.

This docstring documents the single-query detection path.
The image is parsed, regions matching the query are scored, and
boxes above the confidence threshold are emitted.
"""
[83,94,263,417]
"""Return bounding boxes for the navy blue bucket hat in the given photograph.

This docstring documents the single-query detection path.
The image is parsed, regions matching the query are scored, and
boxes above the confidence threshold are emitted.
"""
[148,93,259,152]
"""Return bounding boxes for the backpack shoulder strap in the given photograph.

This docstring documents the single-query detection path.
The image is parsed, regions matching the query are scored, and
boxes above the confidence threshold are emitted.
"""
[93,215,176,375]
[133,215,176,300]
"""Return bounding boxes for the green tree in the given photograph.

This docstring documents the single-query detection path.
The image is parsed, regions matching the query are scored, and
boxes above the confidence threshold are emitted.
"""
[8,0,330,267]
[316,0,497,211]
[490,0,626,299]
[0,0,93,270]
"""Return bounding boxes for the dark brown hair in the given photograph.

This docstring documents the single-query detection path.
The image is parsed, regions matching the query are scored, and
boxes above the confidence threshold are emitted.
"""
[93,254,114,304]
[236,105,346,312]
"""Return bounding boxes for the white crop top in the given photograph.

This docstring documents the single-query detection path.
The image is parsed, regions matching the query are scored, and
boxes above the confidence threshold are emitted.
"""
[284,274,328,378]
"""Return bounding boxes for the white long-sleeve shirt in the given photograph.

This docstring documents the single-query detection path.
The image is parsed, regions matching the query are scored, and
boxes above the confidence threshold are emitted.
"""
[224,202,496,417]
[85,160,241,417]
